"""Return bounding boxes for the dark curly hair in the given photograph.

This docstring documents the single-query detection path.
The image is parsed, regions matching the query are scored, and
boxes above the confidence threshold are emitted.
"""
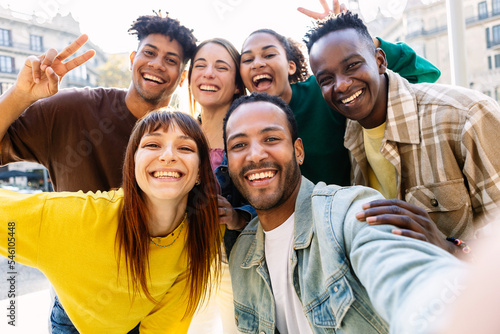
[129,13,197,64]
[222,92,298,154]
[247,29,309,84]
[303,11,374,54]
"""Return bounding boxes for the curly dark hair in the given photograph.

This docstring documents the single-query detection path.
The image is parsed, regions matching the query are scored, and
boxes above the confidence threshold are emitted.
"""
[303,11,374,54]
[129,13,197,63]
[247,29,309,84]
[222,92,298,154]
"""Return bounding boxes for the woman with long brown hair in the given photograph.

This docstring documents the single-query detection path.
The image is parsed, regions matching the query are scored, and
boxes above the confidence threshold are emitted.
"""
[0,110,221,333]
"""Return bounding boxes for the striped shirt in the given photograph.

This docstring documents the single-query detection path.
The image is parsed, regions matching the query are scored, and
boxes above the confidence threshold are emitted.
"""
[345,70,500,239]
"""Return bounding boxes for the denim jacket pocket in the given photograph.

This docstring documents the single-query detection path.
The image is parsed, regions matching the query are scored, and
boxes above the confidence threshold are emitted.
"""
[309,276,354,330]
[233,302,261,334]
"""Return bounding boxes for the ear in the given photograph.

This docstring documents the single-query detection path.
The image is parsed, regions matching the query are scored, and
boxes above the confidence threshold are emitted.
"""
[294,138,305,165]
[179,70,188,87]
[129,51,137,71]
[376,48,387,75]
[288,60,297,76]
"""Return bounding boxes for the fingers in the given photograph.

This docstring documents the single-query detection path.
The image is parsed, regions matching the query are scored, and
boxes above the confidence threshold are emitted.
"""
[321,0,331,13]
[63,49,96,73]
[332,0,340,15]
[362,198,428,217]
[392,228,428,241]
[297,7,323,19]
[339,3,347,13]
[54,34,90,63]
[45,67,59,94]
[39,49,58,72]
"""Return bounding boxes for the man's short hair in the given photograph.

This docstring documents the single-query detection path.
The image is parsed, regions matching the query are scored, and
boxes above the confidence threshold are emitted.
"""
[303,11,375,54]
[223,92,299,153]
[129,13,197,63]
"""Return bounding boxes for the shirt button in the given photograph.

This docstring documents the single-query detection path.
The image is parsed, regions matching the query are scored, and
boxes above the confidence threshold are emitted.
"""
[430,199,439,207]
[260,332,265,334]
[334,286,339,293]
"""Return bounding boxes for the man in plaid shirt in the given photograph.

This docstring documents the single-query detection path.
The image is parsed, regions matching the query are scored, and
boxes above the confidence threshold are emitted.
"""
[305,12,500,250]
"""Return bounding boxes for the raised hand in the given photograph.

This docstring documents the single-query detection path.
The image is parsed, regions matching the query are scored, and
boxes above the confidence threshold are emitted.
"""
[355,198,456,254]
[297,0,347,20]
[16,34,95,101]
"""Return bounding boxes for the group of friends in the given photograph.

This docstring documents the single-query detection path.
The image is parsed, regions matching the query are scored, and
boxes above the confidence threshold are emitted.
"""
[1,1,500,333]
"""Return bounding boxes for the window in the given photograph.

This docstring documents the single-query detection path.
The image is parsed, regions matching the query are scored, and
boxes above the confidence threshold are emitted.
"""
[0,29,11,46]
[495,54,500,68]
[30,35,43,52]
[494,0,500,15]
[493,25,500,45]
[489,55,492,69]
[487,27,491,48]
[479,2,488,19]
[0,56,14,73]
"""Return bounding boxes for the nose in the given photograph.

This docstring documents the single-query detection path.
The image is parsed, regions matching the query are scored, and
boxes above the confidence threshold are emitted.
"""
[202,64,215,79]
[246,141,268,163]
[251,57,266,70]
[334,74,352,93]
[159,145,176,164]
[148,56,166,71]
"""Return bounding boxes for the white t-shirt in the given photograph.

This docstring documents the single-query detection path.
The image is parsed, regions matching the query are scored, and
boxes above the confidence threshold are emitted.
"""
[264,213,313,334]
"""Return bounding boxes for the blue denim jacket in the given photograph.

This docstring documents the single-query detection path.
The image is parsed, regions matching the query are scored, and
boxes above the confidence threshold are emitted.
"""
[229,177,465,334]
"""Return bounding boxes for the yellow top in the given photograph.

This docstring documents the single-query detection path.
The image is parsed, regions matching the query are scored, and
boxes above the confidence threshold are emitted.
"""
[363,122,397,199]
[0,188,192,333]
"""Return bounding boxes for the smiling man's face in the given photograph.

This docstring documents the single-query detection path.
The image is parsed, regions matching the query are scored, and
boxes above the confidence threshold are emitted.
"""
[225,101,303,212]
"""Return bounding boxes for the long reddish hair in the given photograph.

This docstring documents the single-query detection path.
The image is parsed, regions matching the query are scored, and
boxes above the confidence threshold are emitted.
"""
[116,109,221,316]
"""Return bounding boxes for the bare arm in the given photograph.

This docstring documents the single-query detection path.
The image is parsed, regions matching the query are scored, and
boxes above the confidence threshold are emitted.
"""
[0,35,95,147]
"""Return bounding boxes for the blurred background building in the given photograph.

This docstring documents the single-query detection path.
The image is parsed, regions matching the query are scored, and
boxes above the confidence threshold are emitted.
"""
[354,0,500,99]
[0,5,109,191]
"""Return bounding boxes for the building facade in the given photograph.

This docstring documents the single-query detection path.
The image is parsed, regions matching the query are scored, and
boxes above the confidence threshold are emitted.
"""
[360,0,500,100]
[0,5,106,94]
[0,5,107,189]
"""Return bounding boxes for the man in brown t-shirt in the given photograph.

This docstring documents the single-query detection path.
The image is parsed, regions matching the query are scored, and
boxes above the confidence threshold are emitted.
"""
[0,14,196,333]
[0,14,196,193]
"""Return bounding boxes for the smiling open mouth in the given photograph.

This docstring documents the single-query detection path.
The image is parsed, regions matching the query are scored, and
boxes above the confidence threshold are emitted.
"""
[200,84,219,92]
[143,73,165,84]
[252,74,273,89]
[152,171,181,179]
[341,89,363,104]
[246,170,276,182]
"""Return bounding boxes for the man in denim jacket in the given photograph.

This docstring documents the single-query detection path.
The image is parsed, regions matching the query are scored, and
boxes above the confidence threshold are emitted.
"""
[222,92,466,334]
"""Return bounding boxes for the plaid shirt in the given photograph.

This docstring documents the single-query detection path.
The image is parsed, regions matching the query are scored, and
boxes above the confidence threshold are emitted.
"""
[345,70,500,239]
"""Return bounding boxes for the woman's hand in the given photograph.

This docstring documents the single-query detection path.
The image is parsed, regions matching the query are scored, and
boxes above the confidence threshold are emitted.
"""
[218,195,247,230]
[297,0,347,20]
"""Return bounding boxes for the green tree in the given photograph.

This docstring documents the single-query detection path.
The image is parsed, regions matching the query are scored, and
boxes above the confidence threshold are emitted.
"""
[96,53,130,88]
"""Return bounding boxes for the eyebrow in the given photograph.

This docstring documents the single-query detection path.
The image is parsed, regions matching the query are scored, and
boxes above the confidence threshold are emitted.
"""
[241,44,279,56]
[143,43,181,59]
[193,57,232,68]
[143,132,195,141]
[227,126,284,142]
[315,54,361,78]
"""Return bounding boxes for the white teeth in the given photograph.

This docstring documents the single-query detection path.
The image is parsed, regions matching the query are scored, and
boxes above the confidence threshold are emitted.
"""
[253,74,272,83]
[341,90,362,104]
[200,85,218,92]
[143,73,165,84]
[153,171,181,178]
[247,171,276,181]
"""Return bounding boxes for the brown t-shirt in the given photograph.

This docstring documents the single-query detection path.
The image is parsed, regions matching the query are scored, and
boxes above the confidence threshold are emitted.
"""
[1,87,138,192]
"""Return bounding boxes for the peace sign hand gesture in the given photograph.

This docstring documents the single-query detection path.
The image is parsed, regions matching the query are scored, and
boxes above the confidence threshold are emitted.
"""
[297,0,347,20]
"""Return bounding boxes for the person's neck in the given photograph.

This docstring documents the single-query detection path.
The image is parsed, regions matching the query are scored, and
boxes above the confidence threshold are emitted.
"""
[281,85,293,104]
[124,89,172,119]
[146,198,188,237]
[257,178,302,232]
[359,72,389,129]
[200,105,229,149]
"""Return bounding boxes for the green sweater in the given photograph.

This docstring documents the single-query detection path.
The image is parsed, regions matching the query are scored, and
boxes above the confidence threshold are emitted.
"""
[290,38,440,185]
